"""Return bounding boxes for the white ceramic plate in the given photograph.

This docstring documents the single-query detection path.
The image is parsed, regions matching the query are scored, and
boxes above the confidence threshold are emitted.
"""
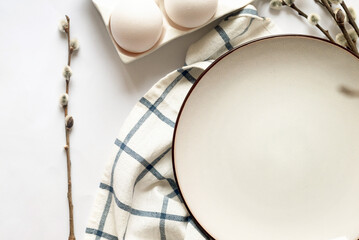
[173,35,359,240]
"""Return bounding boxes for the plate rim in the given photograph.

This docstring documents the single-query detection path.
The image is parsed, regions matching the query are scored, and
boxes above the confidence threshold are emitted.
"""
[171,34,359,239]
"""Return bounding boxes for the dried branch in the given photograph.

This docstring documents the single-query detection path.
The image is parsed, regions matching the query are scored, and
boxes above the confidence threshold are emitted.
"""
[64,15,75,240]
[314,0,332,7]
[314,0,325,7]
[321,0,358,55]
[341,1,359,37]
[284,2,335,42]
[59,15,79,240]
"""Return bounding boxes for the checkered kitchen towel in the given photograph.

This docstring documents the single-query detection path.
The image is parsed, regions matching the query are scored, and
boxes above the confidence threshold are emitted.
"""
[85,5,279,240]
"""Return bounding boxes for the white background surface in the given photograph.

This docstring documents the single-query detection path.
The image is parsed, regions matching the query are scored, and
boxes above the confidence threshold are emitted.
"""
[0,0,358,239]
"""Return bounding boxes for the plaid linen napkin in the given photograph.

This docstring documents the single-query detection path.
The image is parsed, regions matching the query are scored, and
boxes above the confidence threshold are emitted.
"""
[85,5,279,240]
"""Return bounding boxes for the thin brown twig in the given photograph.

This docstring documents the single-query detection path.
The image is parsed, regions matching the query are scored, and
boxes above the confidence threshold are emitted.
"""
[341,1,359,37]
[284,3,335,42]
[63,15,76,240]
[321,0,358,55]
[314,0,325,7]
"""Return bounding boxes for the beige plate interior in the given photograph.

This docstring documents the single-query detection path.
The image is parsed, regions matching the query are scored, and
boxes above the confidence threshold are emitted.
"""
[173,36,359,240]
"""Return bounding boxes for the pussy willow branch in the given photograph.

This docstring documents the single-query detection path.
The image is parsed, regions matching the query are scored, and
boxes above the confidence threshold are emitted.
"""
[321,0,358,54]
[63,15,75,240]
[314,0,332,7]
[341,1,359,37]
[284,2,335,42]
[314,0,325,7]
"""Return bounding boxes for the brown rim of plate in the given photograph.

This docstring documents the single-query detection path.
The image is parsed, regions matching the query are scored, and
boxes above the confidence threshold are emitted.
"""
[171,34,359,240]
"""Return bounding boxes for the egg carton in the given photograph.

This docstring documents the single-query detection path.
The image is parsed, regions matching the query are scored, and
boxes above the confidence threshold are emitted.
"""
[93,0,252,64]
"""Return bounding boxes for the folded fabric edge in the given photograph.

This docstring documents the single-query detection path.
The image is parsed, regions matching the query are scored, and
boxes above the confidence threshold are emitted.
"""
[185,4,281,65]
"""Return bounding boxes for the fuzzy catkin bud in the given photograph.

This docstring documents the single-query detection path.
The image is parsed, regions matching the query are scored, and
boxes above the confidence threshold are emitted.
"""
[70,38,80,51]
[65,115,74,129]
[335,9,346,24]
[336,33,347,46]
[60,93,69,107]
[348,7,356,20]
[348,29,358,42]
[58,19,68,33]
[269,0,282,10]
[62,65,72,80]
[308,13,320,25]
[334,8,348,22]
[334,8,341,16]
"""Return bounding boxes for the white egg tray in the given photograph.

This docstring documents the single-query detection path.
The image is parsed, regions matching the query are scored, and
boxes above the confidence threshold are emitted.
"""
[93,0,252,64]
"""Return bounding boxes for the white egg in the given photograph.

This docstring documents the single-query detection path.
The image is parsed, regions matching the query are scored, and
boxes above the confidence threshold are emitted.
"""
[110,0,163,53]
[164,0,218,28]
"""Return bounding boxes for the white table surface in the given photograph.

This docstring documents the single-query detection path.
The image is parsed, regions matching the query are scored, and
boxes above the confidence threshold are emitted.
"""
[1,0,358,239]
